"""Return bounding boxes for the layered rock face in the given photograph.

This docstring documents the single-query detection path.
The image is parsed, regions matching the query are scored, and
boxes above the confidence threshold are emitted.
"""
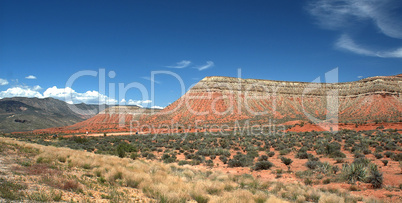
[36,74,401,133]
[140,75,401,127]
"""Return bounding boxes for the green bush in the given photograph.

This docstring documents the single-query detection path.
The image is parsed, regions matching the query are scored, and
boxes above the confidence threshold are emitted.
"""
[281,157,293,170]
[381,160,388,166]
[228,154,253,167]
[329,151,346,158]
[391,153,402,161]
[267,151,275,157]
[367,165,383,189]
[254,161,274,171]
[374,153,383,159]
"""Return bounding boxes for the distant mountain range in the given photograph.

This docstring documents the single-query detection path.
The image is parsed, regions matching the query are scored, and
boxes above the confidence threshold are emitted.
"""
[0,97,104,133]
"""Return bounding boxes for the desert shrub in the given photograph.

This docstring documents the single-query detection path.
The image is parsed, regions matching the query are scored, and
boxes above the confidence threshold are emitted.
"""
[161,153,177,163]
[281,157,293,170]
[246,150,259,158]
[267,151,275,157]
[178,160,189,166]
[335,158,344,163]
[353,158,371,166]
[254,161,274,171]
[366,165,383,189]
[205,159,214,167]
[329,151,346,158]
[219,156,228,164]
[130,152,139,160]
[323,178,331,184]
[279,149,291,155]
[306,161,320,170]
[363,148,371,155]
[384,151,394,158]
[381,160,388,166]
[257,155,268,162]
[374,153,383,159]
[354,153,365,159]
[391,153,402,161]
[332,165,340,174]
[295,151,309,159]
[324,142,341,155]
[228,154,253,167]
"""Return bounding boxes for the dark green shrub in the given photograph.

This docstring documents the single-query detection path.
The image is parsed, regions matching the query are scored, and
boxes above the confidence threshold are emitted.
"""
[219,156,228,164]
[296,151,309,159]
[228,154,253,167]
[267,151,275,157]
[391,153,402,161]
[257,155,268,162]
[281,157,293,170]
[332,165,340,174]
[329,151,346,158]
[384,151,394,158]
[254,161,274,171]
[323,178,331,184]
[306,161,319,170]
[367,165,383,189]
[381,160,388,166]
[374,153,383,159]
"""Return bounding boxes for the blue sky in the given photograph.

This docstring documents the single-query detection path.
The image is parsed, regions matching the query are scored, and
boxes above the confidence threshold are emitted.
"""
[0,0,401,108]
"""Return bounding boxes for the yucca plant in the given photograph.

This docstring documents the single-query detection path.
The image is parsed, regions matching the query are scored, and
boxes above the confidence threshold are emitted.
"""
[341,163,367,184]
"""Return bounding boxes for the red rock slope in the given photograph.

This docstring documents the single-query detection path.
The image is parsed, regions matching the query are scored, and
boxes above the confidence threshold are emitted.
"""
[37,75,401,133]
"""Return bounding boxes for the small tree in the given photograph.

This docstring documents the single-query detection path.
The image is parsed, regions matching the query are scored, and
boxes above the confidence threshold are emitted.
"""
[281,157,293,171]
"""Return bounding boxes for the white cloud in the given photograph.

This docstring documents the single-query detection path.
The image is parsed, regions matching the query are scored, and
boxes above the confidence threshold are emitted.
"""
[0,85,153,105]
[0,86,43,99]
[336,34,402,58]
[167,60,191,69]
[119,99,153,107]
[142,76,161,84]
[196,61,214,71]
[25,75,37,79]
[151,106,164,109]
[357,76,364,78]
[0,78,9,86]
[43,86,118,104]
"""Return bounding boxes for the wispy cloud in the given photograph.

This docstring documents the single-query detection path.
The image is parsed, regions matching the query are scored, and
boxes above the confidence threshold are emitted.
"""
[0,78,8,86]
[167,60,191,69]
[142,76,161,84]
[25,75,37,79]
[307,0,402,58]
[336,34,402,58]
[196,61,214,71]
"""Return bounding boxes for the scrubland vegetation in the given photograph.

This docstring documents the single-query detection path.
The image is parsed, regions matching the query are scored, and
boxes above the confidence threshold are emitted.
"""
[1,128,401,202]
